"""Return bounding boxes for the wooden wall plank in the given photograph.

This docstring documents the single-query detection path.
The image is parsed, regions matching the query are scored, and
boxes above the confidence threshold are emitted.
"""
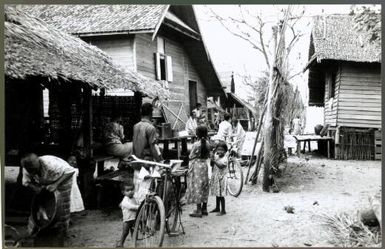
[83,35,136,71]
[135,33,207,114]
[336,63,381,129]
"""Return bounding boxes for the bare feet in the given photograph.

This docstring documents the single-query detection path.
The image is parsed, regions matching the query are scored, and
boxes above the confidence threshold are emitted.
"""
[216,211,226,216]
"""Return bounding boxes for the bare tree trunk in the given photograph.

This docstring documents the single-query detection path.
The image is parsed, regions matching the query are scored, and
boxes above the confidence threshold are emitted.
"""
[262,26,278,192]
[262,7,290,191]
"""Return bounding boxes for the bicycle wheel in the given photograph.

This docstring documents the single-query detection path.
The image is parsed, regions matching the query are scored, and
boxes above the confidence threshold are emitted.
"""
[165,184,179,233]
[133,195,165,247]
[227,159,244,197]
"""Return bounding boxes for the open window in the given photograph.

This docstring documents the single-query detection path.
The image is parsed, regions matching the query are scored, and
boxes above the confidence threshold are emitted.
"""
[155,37,173,82]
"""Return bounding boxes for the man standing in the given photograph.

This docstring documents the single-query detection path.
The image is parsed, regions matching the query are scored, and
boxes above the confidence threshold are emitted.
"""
[292,115,302,135]
[132,103,161,203]
[132,103,161,162]
[186,110,198,136]
[193,103,206,125]
[215,113,232,143]
[232,119,246,157]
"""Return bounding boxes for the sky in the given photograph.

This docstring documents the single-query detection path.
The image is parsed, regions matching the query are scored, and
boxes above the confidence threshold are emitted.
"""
[194,4,377,105]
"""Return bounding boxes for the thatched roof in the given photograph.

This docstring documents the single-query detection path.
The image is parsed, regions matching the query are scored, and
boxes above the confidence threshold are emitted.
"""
[5,6,169,99]
[17,5,168,36]
[306,14,381,67]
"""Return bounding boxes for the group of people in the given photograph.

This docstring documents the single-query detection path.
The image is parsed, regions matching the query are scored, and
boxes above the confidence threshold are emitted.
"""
[185,112,246,218]
[19,102,247,247]
[186,125,229,218]
[19,103,160,247]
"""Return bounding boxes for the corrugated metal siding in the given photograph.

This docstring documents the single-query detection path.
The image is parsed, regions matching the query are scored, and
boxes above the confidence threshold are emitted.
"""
[337,63,381,128]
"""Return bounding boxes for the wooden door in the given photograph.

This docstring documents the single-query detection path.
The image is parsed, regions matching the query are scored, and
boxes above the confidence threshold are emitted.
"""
[189,80,197,112]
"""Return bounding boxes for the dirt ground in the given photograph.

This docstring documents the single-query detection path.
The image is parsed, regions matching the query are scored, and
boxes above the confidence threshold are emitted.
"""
[66,155,381,247]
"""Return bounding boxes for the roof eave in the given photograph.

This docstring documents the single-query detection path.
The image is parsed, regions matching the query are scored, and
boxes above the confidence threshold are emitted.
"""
[163,19,201,41]
[152,5,170,41]
[303,54,318,72]
[75,28,155,37]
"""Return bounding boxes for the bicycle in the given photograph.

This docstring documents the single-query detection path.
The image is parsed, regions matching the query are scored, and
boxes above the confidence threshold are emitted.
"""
[124,155,187,248]
[225,141,244,197]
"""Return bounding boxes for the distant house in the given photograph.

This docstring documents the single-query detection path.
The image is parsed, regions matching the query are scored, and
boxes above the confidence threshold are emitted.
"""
[304,14,381,160]
[22,5,226,122]
[220,72,258,130]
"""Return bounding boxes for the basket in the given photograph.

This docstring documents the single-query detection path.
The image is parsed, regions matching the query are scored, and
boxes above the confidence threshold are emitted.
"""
[4,224,21,247]
[31,189,58,229]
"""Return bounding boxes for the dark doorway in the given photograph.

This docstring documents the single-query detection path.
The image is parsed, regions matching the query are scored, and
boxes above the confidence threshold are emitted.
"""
[189,81,197,112]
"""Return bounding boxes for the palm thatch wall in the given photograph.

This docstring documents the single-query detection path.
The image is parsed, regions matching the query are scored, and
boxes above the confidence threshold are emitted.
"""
[4,5,169,100]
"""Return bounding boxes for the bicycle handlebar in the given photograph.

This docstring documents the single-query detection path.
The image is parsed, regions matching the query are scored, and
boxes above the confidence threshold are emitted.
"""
[126,155,172,168]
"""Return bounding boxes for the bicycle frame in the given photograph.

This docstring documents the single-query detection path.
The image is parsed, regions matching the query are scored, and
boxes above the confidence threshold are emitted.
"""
[130,156,185,233]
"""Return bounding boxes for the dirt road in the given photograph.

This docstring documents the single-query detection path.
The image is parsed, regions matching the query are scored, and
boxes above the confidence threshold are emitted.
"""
[66,156,381,247]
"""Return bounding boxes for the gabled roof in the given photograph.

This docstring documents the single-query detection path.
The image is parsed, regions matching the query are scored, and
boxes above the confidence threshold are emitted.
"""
[305,14,381,69]
[16,5,168,36]
[4,5,169,99]
[165,11,199,35]
[227,93,257,116]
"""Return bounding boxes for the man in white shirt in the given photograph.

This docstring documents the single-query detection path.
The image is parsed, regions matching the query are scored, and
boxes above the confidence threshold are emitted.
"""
[232,119,246,156]
[186,110,198,136]
[215,113,232,142]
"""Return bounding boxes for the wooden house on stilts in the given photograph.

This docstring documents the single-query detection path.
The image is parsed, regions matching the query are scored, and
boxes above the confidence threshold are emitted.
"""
[304,14,381,160]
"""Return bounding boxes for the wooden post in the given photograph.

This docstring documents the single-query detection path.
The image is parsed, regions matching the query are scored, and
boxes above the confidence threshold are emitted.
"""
[81,86,94,209]
[244,105,266,184]
[250,139,264,184]
[134,91,143,125]
[297,140,301,157]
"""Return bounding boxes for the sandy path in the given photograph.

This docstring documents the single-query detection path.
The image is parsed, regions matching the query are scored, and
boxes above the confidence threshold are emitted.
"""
[66,157,381,247]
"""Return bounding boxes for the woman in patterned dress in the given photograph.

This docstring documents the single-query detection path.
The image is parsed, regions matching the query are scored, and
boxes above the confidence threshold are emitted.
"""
[185,125,211,218]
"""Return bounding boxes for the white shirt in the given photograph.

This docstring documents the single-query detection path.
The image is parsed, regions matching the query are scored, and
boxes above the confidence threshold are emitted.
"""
[233,123,246,143]
[120,196,139,222]
[185,117,198,135]
[216,120,232,142]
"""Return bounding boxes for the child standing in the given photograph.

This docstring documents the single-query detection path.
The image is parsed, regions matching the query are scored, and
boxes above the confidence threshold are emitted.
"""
[116,180,139,247]
[210,141,228,216]
[67,155,85,213]
[186,125,211,217]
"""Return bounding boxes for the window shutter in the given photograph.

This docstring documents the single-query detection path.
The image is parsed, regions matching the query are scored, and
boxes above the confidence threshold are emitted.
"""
[166,56,173,82]
[155,52,161,80]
